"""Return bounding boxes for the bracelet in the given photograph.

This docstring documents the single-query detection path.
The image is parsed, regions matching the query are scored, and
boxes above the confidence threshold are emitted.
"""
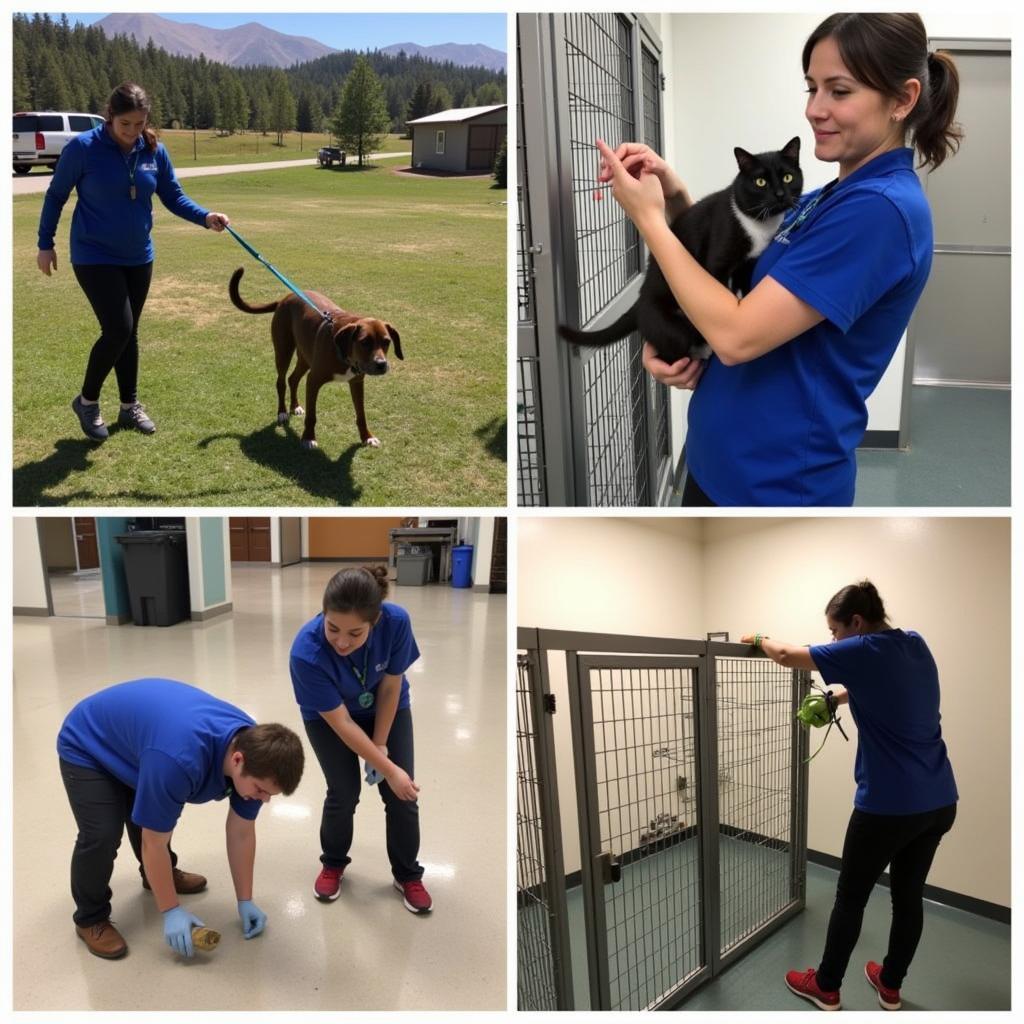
[754,633,770,649]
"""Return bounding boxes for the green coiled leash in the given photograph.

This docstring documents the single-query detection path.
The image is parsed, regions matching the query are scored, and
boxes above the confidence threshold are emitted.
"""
[796,684,849,762]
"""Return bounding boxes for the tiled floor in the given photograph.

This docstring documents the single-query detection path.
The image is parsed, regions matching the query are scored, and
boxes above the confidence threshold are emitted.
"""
[48,570,105,618]
[13,564,507,1011]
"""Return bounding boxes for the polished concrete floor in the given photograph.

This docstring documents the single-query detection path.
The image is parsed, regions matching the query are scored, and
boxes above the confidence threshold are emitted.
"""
[526,853,1009,1011]
[13,565,507,1011]
[855,385,1010,507]
[48,570,105,619]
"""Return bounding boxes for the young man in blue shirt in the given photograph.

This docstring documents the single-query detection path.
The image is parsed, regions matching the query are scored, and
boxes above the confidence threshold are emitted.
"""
[57,678,304,960]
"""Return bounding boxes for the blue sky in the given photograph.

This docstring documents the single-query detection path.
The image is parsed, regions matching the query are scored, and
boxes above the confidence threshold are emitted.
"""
[60,12,507,52]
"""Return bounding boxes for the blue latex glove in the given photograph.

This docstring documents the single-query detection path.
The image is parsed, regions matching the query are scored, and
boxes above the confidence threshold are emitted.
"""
[238,899,267,939]
[163,905,204,958]
[364,761,383,786]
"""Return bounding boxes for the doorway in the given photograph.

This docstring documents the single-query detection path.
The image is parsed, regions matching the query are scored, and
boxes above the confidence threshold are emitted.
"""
[40,517,105,618]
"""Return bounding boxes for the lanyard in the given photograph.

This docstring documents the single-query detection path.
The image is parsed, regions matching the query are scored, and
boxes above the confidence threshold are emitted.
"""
[347,636,375,709]
[775,179,838,243]
[127,148,140,201]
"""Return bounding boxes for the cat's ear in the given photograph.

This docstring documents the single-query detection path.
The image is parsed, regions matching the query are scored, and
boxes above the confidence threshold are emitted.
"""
[782,136,801,161]
[734,147,756,174]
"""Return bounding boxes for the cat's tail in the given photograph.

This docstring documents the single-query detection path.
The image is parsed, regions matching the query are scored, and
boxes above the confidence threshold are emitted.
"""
[557,305,638,348]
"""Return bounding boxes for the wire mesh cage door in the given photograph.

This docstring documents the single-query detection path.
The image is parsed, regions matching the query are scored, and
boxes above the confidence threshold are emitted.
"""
[517,14,674,506]
[516,643,574,1009]
[707,644,810,974]
[567,654,712,1010]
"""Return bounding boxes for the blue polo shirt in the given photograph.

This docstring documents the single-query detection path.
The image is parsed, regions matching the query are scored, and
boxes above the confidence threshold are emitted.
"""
[809,630,958,815]
[38,124,208,265]
[290,603,420,722]
[56,678,263,832]
[686,148,933,506]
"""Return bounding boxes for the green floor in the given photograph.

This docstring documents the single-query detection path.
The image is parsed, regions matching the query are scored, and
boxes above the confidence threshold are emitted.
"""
[523,848,1010,1011]
[855,385,1009,507]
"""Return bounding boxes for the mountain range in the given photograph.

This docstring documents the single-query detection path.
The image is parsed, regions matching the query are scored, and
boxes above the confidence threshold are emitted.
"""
[94,14,506,71]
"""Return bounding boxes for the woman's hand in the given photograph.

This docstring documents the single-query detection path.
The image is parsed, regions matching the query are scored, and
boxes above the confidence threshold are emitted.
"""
[595,139,665,231]
[598,142,682,197]
[642,343,706,390]
[206,211,230,231]
[37,249,57,276]
[385,765,421,802]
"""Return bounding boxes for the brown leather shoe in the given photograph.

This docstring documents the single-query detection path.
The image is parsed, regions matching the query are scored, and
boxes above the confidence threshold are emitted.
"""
[75,920,128,959]
[142,867,208,894]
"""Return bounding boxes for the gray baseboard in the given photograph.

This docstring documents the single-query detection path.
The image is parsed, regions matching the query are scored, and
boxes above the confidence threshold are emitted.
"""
[190,602,233,621]
[859,430,900,449]
[13,606,49,617]
[107,613,132,625]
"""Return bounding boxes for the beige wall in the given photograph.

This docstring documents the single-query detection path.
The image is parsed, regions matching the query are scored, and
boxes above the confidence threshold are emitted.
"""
[519,516,704,876]
[519,517,1010,908]
[39,518,76,570]
[13,519,48,612]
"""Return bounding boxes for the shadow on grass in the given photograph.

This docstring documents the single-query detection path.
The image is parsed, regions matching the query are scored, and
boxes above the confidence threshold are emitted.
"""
[318,163,380,174]
[13,438,99,506]
[198,421,365,504]
[475,416,507,463]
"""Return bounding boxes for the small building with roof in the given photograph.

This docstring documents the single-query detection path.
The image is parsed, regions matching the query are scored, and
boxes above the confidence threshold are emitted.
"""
[406,104,507,174]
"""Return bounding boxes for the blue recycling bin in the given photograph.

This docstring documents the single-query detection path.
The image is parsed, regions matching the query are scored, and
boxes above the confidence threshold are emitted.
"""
[451,545,473,588]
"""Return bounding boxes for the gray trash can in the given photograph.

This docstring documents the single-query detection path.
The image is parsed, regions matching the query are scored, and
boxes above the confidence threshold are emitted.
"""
[115,531,191,626]
[396,554,431,586]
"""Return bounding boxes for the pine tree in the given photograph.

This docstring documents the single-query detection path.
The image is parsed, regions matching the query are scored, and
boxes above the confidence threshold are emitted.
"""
[12,45,32,110]
[330,55,390,166]
[476,81,504,106]
[269,70,297,145]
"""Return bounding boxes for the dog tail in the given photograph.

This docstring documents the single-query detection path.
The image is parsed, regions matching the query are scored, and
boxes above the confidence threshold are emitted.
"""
[557,304,639,348]
[228,267,279,315]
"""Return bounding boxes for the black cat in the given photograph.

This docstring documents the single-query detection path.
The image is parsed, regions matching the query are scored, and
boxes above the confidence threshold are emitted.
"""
[558,137,803,364]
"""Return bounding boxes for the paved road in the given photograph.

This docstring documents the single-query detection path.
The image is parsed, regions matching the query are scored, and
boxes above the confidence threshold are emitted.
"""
[11,151,411,195]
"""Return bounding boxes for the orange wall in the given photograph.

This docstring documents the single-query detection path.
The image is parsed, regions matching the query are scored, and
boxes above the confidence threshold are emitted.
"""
[308,518,404,558]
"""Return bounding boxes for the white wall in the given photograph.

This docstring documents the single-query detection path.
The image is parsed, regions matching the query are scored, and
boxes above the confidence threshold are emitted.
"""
[654,12,1011,447]
[520,516,1010,908]
[13,519,48,613]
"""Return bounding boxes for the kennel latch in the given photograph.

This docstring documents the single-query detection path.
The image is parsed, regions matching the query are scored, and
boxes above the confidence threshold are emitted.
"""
[599,851,622,885]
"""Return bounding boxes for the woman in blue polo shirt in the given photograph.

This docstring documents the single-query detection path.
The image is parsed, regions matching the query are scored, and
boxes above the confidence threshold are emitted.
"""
[742,580,957,1010]
[290,565,432,914]
[37,81,230,442]
[595,14,962,505]
[57,678,304,960]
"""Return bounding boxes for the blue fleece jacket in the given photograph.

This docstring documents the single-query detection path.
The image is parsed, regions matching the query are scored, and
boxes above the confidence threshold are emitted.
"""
[38,124,209,266]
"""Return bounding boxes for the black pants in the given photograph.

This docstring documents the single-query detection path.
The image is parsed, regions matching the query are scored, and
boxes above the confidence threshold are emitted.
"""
[303,708,423,882]
[681,470,717,507]
[817,802,957,992]
[59,758,179,927]
[72,262,154,404]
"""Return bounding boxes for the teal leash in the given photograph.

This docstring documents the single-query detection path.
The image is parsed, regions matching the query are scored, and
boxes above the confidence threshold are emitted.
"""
[226,225,331,322]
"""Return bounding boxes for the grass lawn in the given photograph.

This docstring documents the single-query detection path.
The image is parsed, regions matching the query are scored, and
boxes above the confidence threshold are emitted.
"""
[15,132,411,176]
[13,156,507,506]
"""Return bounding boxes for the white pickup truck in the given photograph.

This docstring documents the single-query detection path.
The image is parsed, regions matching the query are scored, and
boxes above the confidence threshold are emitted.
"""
[12,111,105,175]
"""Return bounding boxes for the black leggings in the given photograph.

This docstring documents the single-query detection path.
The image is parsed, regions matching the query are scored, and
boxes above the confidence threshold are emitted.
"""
[59,758,179,927]
[817,803,957,992]
[304,709,423,882]
[73,262,153,404]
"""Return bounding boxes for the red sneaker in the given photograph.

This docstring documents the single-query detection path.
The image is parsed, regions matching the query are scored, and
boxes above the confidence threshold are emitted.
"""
[785,968,841,1011]
[314,865,344,901]
[394,878,433,914]
[865,961,902,1010]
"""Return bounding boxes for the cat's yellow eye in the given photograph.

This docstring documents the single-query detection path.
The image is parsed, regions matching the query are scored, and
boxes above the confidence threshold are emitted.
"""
[783,173,794,183]
[755,177,767,187]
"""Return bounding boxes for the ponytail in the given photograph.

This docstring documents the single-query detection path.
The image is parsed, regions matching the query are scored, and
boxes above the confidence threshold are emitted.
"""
[912,50,963,171]
[825,579,889,628]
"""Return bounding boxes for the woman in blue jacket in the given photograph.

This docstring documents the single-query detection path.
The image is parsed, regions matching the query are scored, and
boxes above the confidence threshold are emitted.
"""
[595,14,962,505]
[743,580,957,1010]
[290,565,433,914]
[36,82,230,441]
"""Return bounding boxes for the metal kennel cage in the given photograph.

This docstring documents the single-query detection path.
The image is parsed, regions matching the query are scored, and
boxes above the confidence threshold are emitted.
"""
[516,628,810,1011]
[517,13,676,506]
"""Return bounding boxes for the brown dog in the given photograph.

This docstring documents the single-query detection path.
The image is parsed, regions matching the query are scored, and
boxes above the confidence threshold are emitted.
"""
[228,267,402,448]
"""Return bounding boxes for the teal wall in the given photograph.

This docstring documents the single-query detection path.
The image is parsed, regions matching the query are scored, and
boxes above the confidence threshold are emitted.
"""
[96,518,132,618]
[200,519,227,607]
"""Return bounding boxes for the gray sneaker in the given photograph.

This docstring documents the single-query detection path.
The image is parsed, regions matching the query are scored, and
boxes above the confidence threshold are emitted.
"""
[71,395,108,441]
[117,402,156,434]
